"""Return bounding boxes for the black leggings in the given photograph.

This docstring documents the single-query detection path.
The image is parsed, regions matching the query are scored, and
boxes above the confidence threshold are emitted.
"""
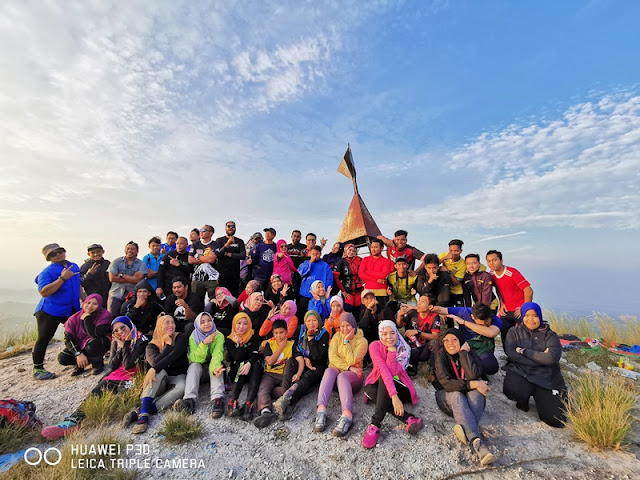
[503,370,567,428]
[229,360,263,404]
[282,358,325,406]
[364,377,414,428]
[58,337,110,369]
[33,311,67,368]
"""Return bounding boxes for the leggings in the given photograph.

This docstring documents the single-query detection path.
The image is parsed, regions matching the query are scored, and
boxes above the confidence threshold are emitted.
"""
[58,337,109,369]
[229,360,263,404]
[435,389,486,441]
[317,367,363,412]
[364,377,413,428]
[503,371,567,428]
[33,311,66,368]
[282,358,325,406]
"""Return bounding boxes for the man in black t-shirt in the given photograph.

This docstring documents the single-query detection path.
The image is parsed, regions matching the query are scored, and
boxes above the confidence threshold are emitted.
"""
[156,236,193,298]
[188,225,221,305]
[163,277,202,334]
[215,220,246,297]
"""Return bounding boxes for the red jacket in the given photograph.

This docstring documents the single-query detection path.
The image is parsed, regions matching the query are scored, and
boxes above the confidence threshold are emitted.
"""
[358,255,394,290]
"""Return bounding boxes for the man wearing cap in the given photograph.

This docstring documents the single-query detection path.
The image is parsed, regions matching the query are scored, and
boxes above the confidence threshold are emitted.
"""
[80,243,111,307]
[297,246,334,319]
[107,241,146,316]
[215,220,246,296]
[248,227,278,289]
[188,225,222,306]
[33,244,81,380]
[386,256,418,312]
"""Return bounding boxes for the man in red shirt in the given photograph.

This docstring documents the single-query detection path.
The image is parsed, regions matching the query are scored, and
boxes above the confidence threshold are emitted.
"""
[377,229,424,271]
[486,249,533,345]
[358,239,395,306]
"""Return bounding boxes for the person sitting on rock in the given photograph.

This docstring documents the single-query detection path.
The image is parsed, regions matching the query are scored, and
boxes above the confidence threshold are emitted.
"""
[58,293,112,376]
[503,302,567,428]
[204,286,239,337]
[173,312,225,418]
[123,315,188,434]
[41,316,148,439]
[120,279,164,336]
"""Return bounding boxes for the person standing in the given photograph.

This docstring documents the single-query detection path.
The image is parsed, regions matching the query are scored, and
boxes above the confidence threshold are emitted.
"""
[248,227,278,290]
[189,225,221,306]
[80,243,111,307]
[33,243,81,380]
[358,239,394,306]
[297,246,334,320]
[439,239,466,307]
[156,236,193,298]
[215,221,246,297]
[107,241,146,316]
[142,236,163,291]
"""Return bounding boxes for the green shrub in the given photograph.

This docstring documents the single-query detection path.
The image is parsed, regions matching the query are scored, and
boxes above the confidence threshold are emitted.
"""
[158,411,203,444]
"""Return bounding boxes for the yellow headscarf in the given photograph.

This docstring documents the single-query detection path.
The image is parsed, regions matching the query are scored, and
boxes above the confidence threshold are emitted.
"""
[228,312,255,346]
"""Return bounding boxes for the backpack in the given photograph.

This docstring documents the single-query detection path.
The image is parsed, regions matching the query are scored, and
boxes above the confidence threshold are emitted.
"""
[0,399,41,428]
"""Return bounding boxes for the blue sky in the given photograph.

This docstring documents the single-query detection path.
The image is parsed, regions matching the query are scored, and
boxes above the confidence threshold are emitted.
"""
[1,1,639,316]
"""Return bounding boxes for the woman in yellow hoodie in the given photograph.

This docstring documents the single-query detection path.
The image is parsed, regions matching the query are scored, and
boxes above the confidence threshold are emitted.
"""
[313,312,368,437]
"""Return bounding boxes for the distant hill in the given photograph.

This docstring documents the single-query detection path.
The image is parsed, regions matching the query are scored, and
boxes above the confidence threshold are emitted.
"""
[0,301,36,334]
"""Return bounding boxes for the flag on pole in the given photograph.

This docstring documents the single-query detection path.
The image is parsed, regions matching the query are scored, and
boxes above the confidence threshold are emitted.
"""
[337,145,358,194]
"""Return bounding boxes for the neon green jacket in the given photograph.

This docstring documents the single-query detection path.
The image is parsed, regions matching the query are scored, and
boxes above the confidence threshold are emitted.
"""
[188,332,224,372]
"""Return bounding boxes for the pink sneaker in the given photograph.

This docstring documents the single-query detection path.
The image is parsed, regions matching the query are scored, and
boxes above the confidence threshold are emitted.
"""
[362,424,379,448]
[41,420,80,440]
[406,416,423,434]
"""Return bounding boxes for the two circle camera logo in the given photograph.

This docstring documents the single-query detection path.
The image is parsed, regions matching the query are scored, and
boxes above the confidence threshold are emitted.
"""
[24,447,62,466]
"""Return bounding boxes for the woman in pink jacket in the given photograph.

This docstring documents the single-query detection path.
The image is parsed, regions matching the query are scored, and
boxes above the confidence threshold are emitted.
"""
[272,240,296,286]
[362,320,423,448]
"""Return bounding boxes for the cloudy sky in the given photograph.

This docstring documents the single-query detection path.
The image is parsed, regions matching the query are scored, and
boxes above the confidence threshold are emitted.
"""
[1,1,638,316]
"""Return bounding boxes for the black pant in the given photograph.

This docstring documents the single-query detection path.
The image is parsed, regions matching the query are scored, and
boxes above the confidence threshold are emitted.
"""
[282,358,325,406]
[297,296,311,321]
[410,343,431,366]
[503,370,566,428]
[500,311,519,346]
[218,271,241,297]
[229,360,263,404]
[58,337,109,369]
[364,377,413,428]
[33,311,67,368]
[191,280,219,307]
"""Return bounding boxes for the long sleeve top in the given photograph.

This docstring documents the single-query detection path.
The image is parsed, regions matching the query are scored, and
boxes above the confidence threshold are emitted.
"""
[365,340,418,403]
[145,333,189,376]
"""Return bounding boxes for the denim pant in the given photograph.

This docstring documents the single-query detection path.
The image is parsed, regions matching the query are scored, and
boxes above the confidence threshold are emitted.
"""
[435,389,486,441]
[317,367,362,412]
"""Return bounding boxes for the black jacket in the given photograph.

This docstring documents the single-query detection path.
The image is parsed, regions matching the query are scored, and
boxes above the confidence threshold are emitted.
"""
[156,251,193,294]
[120,280,164,334]
[108,336,149,372]
[435,348,483,392]
[359,305,395,344]
[145,332,189,376]
[80,258,111,307]
[416,271,452,306]
[294,328,329,369]
[225,332,261,368]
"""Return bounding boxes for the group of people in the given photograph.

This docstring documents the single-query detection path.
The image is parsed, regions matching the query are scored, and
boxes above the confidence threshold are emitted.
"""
[34,225,567,464]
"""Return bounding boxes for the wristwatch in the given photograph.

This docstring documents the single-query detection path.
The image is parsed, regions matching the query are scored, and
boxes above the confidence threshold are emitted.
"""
[119,273,124,278]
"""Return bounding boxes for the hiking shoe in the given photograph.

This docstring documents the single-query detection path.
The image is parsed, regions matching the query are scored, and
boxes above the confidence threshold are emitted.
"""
[406,364,418,377]
[406,416,423,434]
[273,394,291,418]
[453,424,468,445]
[241,402,255,422]
[472,438,496,466]
[70,367,85,377]
[253,409,275,429]
[227,399,240,417]
[173,398,195,415]
[41,420,80,440]
[121,411,138,428]
[332,414,352,437]
[132,417,148,435]
[313,411,327,432]
[362,424,379,448]
[211,398,224,419]
[91,366,104,376]
[33,368,55,380]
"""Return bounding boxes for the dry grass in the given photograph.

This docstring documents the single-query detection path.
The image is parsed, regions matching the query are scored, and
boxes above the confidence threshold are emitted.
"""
[158,411,203,444]
[0,428,136,480]
[562,348,619,369]
[0,325,39,360]
[80,372,145,428]
[0,423,41,455]
[564,372,637,450]
[545,311,640,345]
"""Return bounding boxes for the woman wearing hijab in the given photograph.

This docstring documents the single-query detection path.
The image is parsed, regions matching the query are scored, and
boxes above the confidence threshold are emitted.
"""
[308,280,331,319]
[434,328,496,466]
[322,295,345,339]
[174,312,226,417]
[204,286,239,337]
[332,243,363,319]
[264,274,295,308]
[244,291,271,336]
[41,316,148,439]
[272,240,297,287]
[323,242,344,267]
[503,302,567,428]
[120,279,164,336]
[58,293,112,376]
[314,312,368,437]
[237,279,261,310]
[362,320,423,448]
[124,315,189,434]
[225,312,263,421]
[260,299,298,339]
[273,310,330,420]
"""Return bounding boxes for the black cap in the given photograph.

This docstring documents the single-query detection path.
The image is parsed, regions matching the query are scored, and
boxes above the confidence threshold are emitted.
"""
[394,256,408,264]
[263,227,276,235]
[87,243,103,251]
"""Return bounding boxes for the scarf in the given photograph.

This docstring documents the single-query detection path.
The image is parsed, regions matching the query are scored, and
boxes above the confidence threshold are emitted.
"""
[272,300,297,325]
[323,243,344,265]
[520,302,547,329]
[214,287,232,309]
[228,312,255,346]
[298,310,326,358]
[378,320,411,370]
[193,312,216,345]
[111,316,144,352]
[65,293,112,350]
[150,315,175,351]
[247,292,264,312]
[310,280,325,303]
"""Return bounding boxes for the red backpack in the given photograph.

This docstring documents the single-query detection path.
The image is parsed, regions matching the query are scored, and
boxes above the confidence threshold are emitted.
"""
[0,399,41,428]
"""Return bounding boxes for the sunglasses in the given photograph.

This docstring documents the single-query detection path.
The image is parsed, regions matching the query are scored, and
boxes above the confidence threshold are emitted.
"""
[200,228,211,233]
[226,224,236,228]
[50,249,66,256]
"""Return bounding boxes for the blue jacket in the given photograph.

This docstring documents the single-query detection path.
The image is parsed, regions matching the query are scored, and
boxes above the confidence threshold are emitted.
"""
[298,260,333,299]
[35,262,81,317]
